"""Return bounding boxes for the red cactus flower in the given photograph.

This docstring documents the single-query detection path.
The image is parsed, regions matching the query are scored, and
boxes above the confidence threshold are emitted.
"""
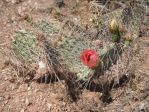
[81,49,100,69]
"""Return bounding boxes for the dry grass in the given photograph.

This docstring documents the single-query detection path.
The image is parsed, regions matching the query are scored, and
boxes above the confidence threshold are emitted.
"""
[0,0,148,109]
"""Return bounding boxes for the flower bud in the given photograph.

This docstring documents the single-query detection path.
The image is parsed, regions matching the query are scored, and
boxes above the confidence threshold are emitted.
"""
[109,19,119,33]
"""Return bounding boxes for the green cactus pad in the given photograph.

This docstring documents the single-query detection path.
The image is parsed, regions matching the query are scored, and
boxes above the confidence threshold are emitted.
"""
[12,30,37,62]
[57,37,116,80]
[34,20,59,34]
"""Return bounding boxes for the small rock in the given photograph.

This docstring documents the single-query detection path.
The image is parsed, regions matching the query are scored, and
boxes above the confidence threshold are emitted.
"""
[8,84,15,90]
[62,102,66,106]
[25,98,30,106]
[47,103,52,110]
[11,0,20,4]
[35,61,48,79]
[4,77,8,80]
[4,100,8,104]
[5,95,11,100]
[0,96,5,101]
[20,109,25,112]
[34,89,39,93]
[17,5,28,19]
[27,86,31,90]
[21,98,25,102]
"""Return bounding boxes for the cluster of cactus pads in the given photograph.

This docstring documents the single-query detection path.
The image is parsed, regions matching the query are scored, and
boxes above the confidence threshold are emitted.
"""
[11,2,145,102]
[12,2,144,83]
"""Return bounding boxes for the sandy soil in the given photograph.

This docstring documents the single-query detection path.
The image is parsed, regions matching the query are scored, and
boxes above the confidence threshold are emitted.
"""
[0,0,149,112]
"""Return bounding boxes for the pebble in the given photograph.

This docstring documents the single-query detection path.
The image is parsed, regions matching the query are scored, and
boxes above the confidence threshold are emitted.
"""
[25,98,30,106]
[11,0,20,4]
[0,96,5,101]
[17,5,28,19]
[47,103,52,110]
[20,109,25,112]
[4,100,8,104]
[5,95,11,100]
[27,86,31,91]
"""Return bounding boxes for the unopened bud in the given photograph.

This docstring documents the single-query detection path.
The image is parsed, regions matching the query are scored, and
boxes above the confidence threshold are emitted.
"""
[109,19,119,33]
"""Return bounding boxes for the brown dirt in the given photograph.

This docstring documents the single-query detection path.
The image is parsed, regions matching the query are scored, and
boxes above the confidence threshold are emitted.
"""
[0,0,149,112]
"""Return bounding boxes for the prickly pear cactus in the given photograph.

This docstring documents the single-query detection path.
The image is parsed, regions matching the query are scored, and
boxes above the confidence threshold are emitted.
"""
[55,2,145,81]
[11,1,145,82]
[57,38,94,80]
[56,35,116,80]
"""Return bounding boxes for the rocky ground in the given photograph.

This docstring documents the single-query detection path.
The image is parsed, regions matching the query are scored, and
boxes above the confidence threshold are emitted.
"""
[0,0,149,112]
